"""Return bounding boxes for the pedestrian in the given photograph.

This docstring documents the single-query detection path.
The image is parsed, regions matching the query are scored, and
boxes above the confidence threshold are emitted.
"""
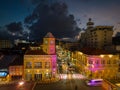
[75,85,78,90]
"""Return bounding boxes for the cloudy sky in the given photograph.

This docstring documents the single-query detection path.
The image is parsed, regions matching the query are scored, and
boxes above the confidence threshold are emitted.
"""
[0,0,120,41]
[1,0,120,26]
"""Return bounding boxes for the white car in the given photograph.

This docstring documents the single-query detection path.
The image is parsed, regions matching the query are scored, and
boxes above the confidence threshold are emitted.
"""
[86,79,103,86]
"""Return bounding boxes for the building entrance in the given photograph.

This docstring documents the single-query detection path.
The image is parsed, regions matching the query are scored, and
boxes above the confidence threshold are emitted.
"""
[34,74,42,81]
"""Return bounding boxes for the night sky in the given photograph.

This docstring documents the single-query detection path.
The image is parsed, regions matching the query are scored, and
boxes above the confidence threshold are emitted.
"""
[0,0,120,41]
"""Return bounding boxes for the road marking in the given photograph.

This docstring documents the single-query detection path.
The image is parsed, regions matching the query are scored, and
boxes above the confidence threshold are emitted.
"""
[59,74,86,80]
[32,82,36,90]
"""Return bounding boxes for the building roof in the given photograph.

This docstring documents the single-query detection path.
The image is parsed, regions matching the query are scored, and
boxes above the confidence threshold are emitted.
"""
[44,32,54,38]
[79,47,109,55]
[0,55,18,69]
[95,26,113,28]
[86,18,94,26]
[9,55,23,66]
[25,49,47,55]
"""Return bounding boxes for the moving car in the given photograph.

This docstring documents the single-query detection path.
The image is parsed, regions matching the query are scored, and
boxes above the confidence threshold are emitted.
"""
[86,79,103,86]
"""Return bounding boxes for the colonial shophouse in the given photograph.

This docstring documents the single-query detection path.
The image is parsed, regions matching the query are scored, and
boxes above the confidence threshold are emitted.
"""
[24,32,57,81]
[72,50,119,80]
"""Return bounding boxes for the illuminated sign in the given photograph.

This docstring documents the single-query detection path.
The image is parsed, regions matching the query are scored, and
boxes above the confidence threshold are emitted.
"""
[0,72,8,77]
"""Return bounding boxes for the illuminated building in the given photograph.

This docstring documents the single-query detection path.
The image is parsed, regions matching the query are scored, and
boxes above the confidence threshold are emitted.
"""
[0,55,19,81]
[80,18,113,50]
[24,32,57,81]
[9,55,23,81]
[0,40,12,49]
[71,51,87,74]
[9,66,23,80]
[73,51,119,79]
[85,55,118,79]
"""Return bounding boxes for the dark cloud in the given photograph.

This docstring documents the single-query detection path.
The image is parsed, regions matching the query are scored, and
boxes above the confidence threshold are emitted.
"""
[0,22,25,41]
[4,22,25,40]
[0,28,12,40]
[6,22,23,34]
[24,2,81,41]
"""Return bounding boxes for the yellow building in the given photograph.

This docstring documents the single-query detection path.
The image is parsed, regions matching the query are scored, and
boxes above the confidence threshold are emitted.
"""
[24,32,57,81]
[86,54,119,79]
[80,18,113,49]
[73,51,119,79]
[71,51,87,74]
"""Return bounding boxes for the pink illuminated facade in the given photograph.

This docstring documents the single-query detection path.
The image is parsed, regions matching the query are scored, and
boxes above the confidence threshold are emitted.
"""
[24,32,57,81]
[73,51,119,80]
[85,55,119,79]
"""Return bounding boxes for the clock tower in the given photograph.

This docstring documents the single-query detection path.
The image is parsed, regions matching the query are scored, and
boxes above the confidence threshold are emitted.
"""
[43,32,55,54]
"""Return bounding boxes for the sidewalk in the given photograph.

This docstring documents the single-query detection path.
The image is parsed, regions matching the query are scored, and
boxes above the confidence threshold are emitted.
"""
[36,77,60,84]
[0,80,21,86]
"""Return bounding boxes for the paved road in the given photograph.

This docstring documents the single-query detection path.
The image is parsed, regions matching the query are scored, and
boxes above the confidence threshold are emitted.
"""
[0,74,106,90]
[0,81,34,90]
[34,75,105,90]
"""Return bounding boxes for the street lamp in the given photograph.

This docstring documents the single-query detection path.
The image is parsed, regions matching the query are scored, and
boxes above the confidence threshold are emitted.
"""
[18,81,25,87]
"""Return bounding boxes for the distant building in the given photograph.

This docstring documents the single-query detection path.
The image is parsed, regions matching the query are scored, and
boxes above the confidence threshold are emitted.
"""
[62,42,80,51]
[0,55,18,81]
[14,39,29,46]
[9,55,23,81]
[112,32,120,46]
[80,18,113,50]
[24,32,57,81]
[0,40,12,49]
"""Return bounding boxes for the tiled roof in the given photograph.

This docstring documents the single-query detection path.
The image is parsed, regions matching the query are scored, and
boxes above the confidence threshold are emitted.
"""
[44,32,54,38]
[0,55,17,69]
[80,47,109,55]
[9,55,23,66]
[25,49,47,55]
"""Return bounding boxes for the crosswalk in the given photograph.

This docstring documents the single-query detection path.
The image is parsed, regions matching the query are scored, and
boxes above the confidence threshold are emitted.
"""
[59,74,86,80]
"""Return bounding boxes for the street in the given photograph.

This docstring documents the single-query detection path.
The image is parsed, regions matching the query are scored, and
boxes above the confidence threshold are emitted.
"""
[34,74,105,90]
[0,74,107,90]
[0,81,34,90]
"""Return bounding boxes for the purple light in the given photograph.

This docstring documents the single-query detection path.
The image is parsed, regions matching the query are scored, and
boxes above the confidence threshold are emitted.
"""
[53,68,56,71]
[88,56,103,72]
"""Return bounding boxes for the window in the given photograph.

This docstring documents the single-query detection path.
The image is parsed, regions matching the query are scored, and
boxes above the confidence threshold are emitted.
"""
[34,62,42,68]
[26,62,32,68]
[89,60,93,64]
[107,60,110,64]
[101,60,105,64]
[45,62,50,68]
[96,60,99,64]
[50,48,54,53]
[113,60,116,64]
[45,73,51,79]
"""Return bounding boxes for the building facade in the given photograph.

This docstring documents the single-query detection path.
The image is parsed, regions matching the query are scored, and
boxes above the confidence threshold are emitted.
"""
[9,65,23,81]
[80,18,113,50]
[85,55,119,79]
[24,32,57,81]
[0,40,12,49]
[72,51,119,80]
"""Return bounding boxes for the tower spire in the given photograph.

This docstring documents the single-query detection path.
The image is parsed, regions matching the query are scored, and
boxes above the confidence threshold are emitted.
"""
[86,18,94,29]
